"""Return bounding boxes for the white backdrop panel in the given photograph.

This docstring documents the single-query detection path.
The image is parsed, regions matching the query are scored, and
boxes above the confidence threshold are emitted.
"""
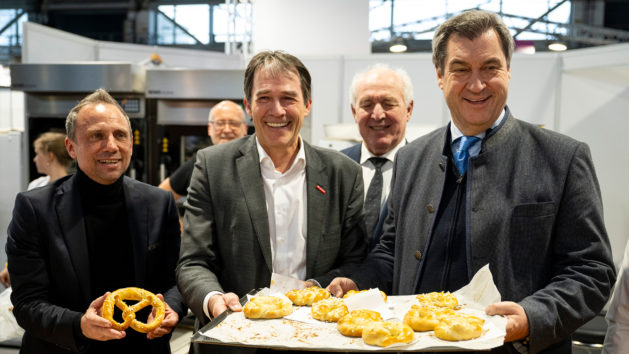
[560,73,629,265]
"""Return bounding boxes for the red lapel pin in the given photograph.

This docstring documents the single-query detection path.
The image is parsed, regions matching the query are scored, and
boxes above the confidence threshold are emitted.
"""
[316,185,326,194]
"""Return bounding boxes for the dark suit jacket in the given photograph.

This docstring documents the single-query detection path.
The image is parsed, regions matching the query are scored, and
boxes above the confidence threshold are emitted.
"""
[177,134,368,325]
[352,113,615,353]
[6,174,185,354]
[341,143,388,250]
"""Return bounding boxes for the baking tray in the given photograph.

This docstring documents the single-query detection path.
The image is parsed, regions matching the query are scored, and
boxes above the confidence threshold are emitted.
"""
[191,289,506,352]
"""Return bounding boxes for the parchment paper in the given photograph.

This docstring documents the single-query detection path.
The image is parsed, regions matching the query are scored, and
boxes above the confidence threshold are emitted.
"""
[197,264,507,351]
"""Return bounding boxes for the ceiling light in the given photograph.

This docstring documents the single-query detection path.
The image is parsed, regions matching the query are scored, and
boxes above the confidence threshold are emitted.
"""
[389,37,407,53]
[548,42,567,52]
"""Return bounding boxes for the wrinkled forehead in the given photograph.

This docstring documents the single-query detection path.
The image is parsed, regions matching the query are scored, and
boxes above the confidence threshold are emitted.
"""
[254,62,300,83]
[77,103,131,131]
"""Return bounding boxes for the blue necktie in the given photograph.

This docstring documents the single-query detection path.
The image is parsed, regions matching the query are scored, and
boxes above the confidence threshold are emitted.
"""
[454,136,480,175]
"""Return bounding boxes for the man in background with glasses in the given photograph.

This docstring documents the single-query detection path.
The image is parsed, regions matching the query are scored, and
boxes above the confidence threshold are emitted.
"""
[158,100,248,202]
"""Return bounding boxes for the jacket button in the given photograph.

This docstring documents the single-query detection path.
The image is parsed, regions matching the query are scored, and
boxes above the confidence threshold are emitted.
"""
[427,204,435,213]
[414,250,422,260]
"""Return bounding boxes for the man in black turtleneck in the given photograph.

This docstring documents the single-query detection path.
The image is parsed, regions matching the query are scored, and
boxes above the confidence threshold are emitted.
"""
[7,89,185,354]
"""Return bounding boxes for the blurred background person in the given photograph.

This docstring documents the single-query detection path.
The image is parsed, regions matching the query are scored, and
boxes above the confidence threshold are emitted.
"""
[28,131,73,190]
[2,131,73,289]
[158,100,248,202]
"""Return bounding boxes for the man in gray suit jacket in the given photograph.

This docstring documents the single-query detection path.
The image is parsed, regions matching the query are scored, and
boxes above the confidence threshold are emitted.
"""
[329,10,615,353]
[176,51,367,337]
[341,64,413,250]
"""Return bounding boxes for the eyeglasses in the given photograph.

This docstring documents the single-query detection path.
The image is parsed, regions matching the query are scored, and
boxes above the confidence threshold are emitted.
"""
[209,121,245,128]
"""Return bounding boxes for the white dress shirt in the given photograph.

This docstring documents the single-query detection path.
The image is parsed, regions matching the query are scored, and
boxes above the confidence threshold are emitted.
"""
[257,137,308,280]
[449,107,507,157]
[359,139,406,207]
[203,137,308,318]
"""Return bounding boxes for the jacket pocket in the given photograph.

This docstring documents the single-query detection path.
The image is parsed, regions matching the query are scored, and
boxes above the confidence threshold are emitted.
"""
[512,202,555,218]
[509,202,556,291]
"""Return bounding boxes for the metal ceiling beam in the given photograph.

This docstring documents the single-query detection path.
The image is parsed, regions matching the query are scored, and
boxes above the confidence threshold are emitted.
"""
[156,8,204,46]
[0,9,24,36]
[513,0,569,38]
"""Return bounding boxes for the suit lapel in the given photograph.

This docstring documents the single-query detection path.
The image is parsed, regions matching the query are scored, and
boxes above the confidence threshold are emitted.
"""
[56,175,91,302]
[124,177,147,287]
[304,143,328,278]
[237,136,273,272]
[411,129,450,292]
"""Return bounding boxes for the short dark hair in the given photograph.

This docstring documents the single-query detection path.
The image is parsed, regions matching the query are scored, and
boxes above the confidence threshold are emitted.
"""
[65,88,131,141]
[432,10,514,75]
[244,50,312,104]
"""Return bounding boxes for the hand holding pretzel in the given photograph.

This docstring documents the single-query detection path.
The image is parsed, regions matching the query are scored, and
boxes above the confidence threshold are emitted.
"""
[146,293,179,339]
[101,287,165,333]
[81,294,126,341]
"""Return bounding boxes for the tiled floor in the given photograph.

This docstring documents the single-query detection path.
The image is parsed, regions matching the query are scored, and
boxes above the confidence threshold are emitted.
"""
[170,325,193,354]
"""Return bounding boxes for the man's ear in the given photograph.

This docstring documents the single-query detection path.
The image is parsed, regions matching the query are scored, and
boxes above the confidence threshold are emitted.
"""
[65,137,77,159]
[243,98,252,117]
[436,68,444,90]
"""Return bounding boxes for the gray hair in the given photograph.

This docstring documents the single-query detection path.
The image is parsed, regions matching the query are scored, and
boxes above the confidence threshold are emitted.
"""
[432,10,514,75]
[244,50,311,104]
[65,88,131,141]
[348,63,414,108]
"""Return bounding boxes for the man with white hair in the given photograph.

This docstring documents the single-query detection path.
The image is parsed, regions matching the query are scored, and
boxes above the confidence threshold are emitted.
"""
[342,64,414,249]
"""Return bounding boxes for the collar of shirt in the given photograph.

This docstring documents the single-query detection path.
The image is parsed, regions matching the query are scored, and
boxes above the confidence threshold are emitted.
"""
[449,107,507,157]
[256,136,307,178]
[359,139,407,166]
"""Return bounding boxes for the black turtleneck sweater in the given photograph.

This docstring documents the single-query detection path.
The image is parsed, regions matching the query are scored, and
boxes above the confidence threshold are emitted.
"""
[75,169,168,353]
[77,168,135,298]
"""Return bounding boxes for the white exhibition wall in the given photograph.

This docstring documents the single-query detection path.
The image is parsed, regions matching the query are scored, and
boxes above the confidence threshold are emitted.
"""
[253,0,370,57]
[559,44,629,263]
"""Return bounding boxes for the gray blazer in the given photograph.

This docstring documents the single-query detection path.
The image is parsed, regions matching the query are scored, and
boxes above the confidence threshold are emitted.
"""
[176,134,368,324]
[353,113,615,353]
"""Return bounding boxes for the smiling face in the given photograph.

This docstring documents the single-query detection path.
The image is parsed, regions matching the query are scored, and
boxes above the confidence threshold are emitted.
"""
[65,103,132,185]
[352,68,412,156]
[208,101,248,145]
[244,67,312,157]
[437,29,510,136]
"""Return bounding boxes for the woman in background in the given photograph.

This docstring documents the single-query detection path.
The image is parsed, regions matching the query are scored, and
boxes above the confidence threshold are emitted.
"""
[27,131,73,190]
[1,131,72,288]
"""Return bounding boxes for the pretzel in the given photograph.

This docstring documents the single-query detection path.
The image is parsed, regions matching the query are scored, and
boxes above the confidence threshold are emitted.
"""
[416,291,458,309]
[102,287,165,333]
[337,309,383,337]
[243,296,293,319]
[433,313,484,341]
[403,305,455,332]
[362,320,414,347]
[285,286,330,306]
[311,297,348,322]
